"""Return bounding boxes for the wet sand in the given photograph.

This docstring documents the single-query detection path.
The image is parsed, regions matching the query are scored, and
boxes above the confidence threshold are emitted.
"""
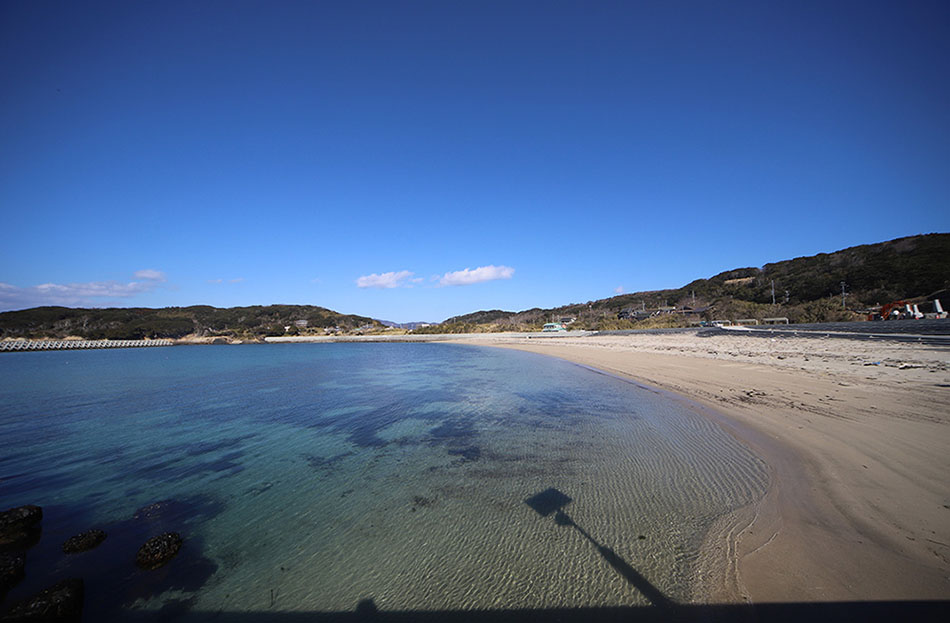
[447,331,950,603]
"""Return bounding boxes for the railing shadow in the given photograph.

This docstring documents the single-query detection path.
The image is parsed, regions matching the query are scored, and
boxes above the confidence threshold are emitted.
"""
[523,487,672,609]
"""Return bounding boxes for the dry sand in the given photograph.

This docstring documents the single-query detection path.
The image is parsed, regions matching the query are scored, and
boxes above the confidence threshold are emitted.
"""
[447,330,950,604]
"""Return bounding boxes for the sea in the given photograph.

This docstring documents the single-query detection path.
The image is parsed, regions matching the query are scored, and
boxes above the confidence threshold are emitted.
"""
[0,343,768,619]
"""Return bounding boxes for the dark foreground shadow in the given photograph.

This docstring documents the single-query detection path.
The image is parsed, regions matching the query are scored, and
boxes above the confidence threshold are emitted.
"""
[95,600,950,623]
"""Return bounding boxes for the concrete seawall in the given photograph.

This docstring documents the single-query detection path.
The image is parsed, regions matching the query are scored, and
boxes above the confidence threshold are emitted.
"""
[0,339,173,352]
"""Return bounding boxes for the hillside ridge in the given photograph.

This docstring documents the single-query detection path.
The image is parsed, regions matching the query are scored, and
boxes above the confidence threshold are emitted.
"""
[431,233,950,332]
[3,234,947,338]
[0,304,377,340]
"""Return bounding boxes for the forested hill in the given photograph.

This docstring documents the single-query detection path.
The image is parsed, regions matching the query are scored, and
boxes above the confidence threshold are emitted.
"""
[436,233,950,331]
[0,305,377,340]
[3,234,947,339]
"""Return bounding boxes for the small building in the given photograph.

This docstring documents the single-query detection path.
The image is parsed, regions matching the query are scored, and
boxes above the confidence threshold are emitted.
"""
[618,308,651,321]
[294,319,308,328]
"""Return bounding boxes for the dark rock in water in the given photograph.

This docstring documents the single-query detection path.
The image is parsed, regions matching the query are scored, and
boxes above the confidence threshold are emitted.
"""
[62,530,107,554]
[1,577,83,621]
[132,500,175,521]
[0,506,42,551]
[0,506,42,531]
[136,532,183,570]
[0,552,26,595]
[131,496,225,529]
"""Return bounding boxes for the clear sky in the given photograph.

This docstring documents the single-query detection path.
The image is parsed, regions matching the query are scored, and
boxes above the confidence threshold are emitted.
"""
[1,1,948,322]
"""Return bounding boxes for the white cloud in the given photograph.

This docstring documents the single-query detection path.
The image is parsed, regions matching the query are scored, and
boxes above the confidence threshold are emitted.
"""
[0,271,168,311]
[133,269,167,282]
[229,277,244,283]
[438,265,514,287]
[356,270,414,289]
[615,286,624,294]
[208,278,223,284]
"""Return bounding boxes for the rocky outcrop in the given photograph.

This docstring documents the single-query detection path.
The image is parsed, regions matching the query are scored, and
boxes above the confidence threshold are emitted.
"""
[132,500,180,522]
[135,533,182,570]
[0,506,42,551]
[61,530,106,554]
[0,552,25,596]
[1,578,83,621]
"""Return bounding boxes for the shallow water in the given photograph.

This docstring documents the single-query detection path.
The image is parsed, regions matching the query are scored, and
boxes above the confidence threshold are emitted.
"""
[0,343,767,619]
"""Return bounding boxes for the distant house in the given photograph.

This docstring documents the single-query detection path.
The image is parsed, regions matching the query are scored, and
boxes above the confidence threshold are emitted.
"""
[294,319,308,328]
[558,316,576,324]
[617,308,651,321]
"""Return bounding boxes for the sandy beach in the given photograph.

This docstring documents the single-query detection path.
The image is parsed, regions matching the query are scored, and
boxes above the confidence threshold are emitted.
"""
[442,330,950,604]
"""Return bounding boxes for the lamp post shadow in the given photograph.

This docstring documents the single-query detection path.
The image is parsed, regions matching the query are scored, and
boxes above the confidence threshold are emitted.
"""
[525,488,673,609]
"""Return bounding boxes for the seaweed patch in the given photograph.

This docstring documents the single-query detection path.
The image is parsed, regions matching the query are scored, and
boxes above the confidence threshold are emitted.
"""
[447,445,482,462]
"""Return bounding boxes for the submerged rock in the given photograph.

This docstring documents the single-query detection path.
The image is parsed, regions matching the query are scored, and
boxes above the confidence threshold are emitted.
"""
[1,578,83,621]
[0,552,26,595]
[61,530,107,554]
[132,500,174,521]
[0,506,42,551]
[136,532,183,570]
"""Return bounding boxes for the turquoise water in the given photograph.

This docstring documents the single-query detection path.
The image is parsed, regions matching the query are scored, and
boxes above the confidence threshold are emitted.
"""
[0,343,767,619]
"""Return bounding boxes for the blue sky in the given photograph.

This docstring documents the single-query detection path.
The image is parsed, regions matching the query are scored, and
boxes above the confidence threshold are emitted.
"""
[1,1,947,322]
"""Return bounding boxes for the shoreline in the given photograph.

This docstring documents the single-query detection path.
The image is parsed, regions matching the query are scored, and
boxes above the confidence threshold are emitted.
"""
[445,332,950,603]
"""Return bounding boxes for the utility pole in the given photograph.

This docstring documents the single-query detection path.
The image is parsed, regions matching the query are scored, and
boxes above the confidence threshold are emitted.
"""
[771,280,775,305]
[840,281,847,309]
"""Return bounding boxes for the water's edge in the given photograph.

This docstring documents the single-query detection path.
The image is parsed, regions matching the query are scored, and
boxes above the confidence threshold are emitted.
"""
[459,342,776,605]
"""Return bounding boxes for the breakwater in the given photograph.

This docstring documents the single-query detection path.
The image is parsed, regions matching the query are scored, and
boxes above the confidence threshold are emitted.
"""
[0,339,173,352]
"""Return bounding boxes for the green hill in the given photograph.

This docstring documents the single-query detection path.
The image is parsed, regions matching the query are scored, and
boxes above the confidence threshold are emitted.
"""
[424,233,950,332]
[0,305,378,340]
[4,234,947,339]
